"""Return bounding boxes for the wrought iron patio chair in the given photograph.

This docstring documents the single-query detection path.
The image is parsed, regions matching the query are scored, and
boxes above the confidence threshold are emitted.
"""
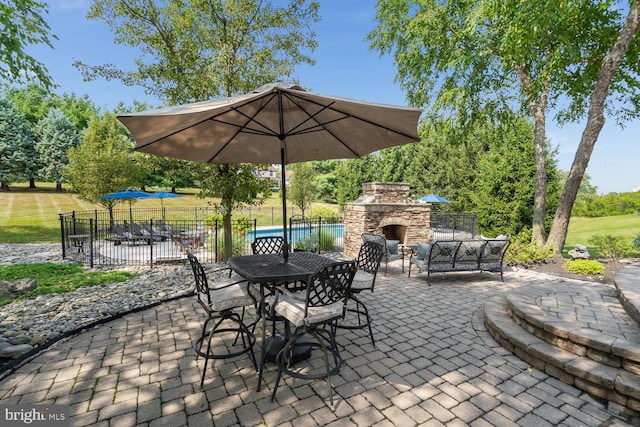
[251,236,285,255]
[270,260,357,410]
[186,250,257,387]
[336,240,384,346]
[362,233,403,275]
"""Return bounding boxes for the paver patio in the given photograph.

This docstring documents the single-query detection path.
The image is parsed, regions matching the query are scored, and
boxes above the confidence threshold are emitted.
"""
[0,262,637,426]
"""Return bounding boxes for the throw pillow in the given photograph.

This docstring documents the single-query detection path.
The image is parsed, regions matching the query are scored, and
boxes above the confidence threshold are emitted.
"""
[386,240,400,254]
[417,242,430,260]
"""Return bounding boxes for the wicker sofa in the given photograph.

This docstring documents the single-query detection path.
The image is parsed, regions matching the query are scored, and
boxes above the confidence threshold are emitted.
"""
[408,239,510,284]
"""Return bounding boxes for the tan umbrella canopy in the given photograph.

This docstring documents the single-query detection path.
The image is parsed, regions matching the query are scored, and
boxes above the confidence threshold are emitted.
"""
[117,82,423,259]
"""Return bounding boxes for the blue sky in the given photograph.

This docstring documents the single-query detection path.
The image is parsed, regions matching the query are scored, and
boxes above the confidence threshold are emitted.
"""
[27,0,639,195]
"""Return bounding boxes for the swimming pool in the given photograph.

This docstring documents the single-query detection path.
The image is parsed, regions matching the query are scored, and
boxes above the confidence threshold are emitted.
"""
[246,224,344,245]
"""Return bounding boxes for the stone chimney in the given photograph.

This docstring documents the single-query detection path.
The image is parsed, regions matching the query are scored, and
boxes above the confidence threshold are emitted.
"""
[342,182,431,259]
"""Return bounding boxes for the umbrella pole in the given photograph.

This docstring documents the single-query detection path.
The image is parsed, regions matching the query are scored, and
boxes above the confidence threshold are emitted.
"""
[280,146,289,261]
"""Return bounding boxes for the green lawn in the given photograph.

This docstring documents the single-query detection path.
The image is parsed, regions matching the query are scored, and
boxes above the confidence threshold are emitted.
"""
[565,213,640,257]
[2,183,638,253]
[0,183,340,243]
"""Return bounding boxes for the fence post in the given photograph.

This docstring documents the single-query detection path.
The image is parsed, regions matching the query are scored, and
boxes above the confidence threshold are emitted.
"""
[149,218,154,269]
[89,219,94,268]
[59,214,66,259]
[214,219,219,263]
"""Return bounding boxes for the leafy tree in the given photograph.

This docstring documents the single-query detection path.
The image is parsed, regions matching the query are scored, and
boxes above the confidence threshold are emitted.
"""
[378,144,415,183]
[335,154,379,207]
[34,108,80,190]
[79,0,320,259]
[194,162,272,259]
[369,0,640,254]
[54,93,99,132]
[5,84,55,124]
[65,113,142,220]
[0,0,57,91]
[0,98,35,190]
[387,111,560,237]
[313,160,339,203]
[288,162,317,216]
[76,0,319,104]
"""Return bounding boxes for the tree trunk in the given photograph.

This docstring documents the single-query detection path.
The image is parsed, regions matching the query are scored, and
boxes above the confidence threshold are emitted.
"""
[547,1,640,254]
[56,182,63,191]
[0,182,9,191]
[223,209,233,261]
[29,178,36,188]
[530,101,548,245]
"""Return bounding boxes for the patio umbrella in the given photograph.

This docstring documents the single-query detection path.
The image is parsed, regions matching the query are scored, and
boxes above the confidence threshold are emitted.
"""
[117,82,423,260]
[101,189,153,223]
[415,193,451,203]
[147,191,184,218]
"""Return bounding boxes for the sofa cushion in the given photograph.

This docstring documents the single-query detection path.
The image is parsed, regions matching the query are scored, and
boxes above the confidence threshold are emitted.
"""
[386,240,400,254]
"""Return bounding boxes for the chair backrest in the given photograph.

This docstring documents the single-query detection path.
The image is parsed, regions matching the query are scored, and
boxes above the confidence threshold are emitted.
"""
[304,261,357,316]
[186,250,210,309]
[251,236,285,254]
[357,240,384,275]
[362,233,401,260]
[130,223,147,236]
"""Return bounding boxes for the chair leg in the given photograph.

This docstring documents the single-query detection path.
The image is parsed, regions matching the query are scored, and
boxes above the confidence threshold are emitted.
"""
[355,296,375,347]
[270,327,343,410]
[197,313,257,387]
[337,295,375,347]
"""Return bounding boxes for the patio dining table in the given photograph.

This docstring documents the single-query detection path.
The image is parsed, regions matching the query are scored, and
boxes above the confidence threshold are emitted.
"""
[228,251,338,391]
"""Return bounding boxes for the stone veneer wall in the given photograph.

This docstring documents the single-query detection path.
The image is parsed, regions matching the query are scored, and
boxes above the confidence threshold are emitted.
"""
[343,182,431,259]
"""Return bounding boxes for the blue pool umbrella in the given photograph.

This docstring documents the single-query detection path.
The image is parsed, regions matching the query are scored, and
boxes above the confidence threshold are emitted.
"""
[101,190,153,222]
[101,189,153,200]
[147,191,184,215]
[416,193,451,203]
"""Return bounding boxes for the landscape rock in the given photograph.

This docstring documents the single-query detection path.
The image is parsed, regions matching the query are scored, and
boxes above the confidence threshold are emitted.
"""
[0,344,33,358]
[0,278,38,299]
[569,244,591,260]
[0,243,195,364]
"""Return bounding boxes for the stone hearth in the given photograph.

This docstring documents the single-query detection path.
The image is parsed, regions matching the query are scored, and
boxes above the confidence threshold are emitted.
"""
[343,182,431,259]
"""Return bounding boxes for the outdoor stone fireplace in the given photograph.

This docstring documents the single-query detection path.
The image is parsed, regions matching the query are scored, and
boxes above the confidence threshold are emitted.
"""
[343,182,431,259]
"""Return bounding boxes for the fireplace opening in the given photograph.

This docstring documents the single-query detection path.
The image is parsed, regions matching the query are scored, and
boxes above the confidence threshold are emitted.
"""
[382,225,407,244]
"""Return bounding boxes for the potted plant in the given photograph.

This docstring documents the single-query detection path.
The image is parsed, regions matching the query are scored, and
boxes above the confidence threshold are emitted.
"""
[420,229,434,244]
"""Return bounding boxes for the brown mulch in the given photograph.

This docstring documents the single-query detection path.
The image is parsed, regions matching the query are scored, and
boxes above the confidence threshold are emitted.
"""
[522,256,625,285]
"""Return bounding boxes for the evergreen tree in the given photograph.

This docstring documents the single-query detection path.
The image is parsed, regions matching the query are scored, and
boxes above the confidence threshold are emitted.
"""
[0,98,35,190]
[35,108,80,190]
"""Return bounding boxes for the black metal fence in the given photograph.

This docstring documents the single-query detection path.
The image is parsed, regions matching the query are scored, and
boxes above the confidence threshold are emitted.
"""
[60,210,343,267]
[64,205,309,226]
[429,212,477,240]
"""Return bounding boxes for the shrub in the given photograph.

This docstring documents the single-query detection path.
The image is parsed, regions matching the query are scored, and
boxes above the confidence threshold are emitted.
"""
[309,206,340,219]
[563,259,605,275]
[294,230,335,252]
[588,234,631,261]
[317,230,335,251]
[208,233,246,260]
[504,230,555,265]
[633,233,640,251]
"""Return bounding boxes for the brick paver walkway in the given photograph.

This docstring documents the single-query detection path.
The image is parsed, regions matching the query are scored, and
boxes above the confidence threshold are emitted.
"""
[0,264,635,426]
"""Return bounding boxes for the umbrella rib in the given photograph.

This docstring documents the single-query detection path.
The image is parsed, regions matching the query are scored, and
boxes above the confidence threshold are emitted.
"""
[203,92,283,162]
[286,91,420,141]
[133,91,282,152]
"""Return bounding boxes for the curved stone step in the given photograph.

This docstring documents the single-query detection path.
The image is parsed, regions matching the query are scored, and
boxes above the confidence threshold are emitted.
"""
[615,264,640,327]
[505,282,640,375]
[484,294,640,414]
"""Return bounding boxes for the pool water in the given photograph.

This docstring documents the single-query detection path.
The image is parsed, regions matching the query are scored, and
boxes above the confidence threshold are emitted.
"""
[246,224,344,244]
